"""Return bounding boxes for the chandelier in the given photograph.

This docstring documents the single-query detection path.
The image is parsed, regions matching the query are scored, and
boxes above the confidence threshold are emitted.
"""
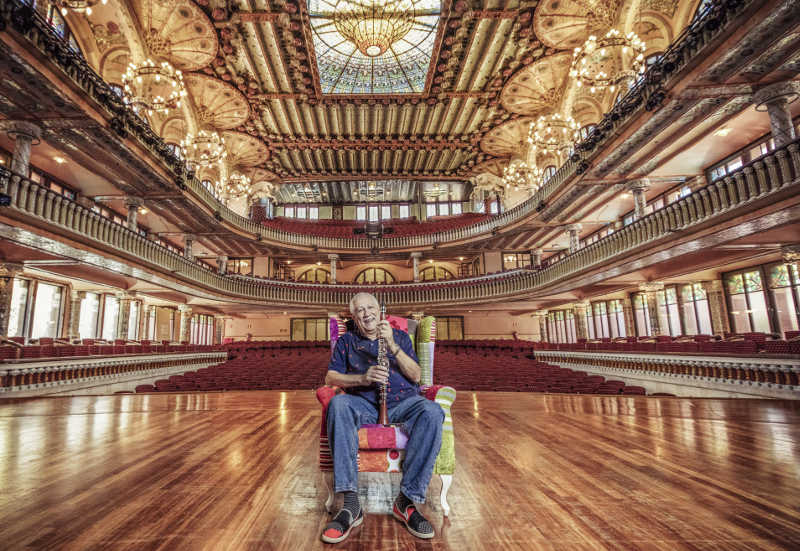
[503,160,543,192]
[569,29,646,94]
[181,130,227,169]
[423,182,449,199]
[333,0,416,57]
[527,114,579,157]
[226,172,253,198]
[122,59,187,117]
[56,0,107,16]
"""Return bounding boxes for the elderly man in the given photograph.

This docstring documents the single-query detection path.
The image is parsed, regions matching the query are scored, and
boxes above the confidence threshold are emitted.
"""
[321,292,444,544]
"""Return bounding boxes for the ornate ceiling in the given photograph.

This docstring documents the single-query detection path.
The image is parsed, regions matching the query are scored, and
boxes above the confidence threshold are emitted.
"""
[70,0,698,191]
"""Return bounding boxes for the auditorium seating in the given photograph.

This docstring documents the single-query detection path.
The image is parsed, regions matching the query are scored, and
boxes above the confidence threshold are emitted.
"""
[0,342,222,362]
[259,214,491,239]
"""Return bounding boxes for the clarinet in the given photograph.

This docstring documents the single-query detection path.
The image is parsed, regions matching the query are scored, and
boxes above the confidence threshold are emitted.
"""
[377,301,390,426]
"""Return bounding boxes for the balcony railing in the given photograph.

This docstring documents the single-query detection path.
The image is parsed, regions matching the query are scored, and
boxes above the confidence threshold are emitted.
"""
[2,136,798,306]
[0,0,753,251]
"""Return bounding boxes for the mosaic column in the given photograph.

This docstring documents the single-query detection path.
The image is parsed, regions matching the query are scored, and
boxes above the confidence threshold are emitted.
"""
[411,252,422,283]
[573,303,589,340]
[640,282,665,336]
[532,248,543,268]
[145,304,157,340]
[116,293,134,341]
[68,290,86,341]
[184,234,196,260]
[567,224,582,254]
[535,311,549,342]
[217,255,228,275]
[124,197,144,232]
[702,279,729,336]
[753,82,799,148]
[622,299,636,337]
[627,179,650,220]
[0,121,42,177]
[179,305,192,343]
[0,263,24,337]
[214,315,225,345]
[328,254,339,284]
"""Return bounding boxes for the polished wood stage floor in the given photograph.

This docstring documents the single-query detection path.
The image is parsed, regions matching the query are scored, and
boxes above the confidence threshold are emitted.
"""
[1,391,799,550]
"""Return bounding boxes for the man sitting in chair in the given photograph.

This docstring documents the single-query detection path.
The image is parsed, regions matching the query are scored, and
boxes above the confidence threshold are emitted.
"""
[321,292,444,544]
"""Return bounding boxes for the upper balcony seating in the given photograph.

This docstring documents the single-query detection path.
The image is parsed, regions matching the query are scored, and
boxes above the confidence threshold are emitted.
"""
[259,214,492,239]
[0,339,223,361]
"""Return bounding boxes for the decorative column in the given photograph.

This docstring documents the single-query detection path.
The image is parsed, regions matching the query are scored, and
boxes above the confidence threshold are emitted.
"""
[573,302,589,340]
[178,304,192,343]
[640,282,664,336]
[68,290,86,341]
[627,179,650,220]
[214,315,225,344]
[622,298,636,337]
[0,121,42,177]
[0,263,24,337]
[411,252,422,283]
[145,304,157,340]
[535,310,549,342]
[184,234,196,260]
[116,293,134,341]
[753,82,799,148]
[217,254,228,275]
[567,224,582,254]
[328,254,339,284]
[702,279,729,336]
[124,197,144,232]
[532,248,543,268]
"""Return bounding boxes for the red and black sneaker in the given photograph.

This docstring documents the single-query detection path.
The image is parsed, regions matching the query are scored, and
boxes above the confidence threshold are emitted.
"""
[392,499,434,539]
[321,508,363,544]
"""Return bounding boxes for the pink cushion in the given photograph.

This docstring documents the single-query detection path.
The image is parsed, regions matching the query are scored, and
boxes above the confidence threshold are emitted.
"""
[358,424,409,450]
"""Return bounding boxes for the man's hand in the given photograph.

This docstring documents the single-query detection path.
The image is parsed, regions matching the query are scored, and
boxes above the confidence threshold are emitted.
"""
[377,320,398,352]
[364,364,389,385]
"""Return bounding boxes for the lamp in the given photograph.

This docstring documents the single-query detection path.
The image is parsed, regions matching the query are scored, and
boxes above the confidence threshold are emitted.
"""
[527,114,579,159]
[570,29,645,94]
[56,0,107,17]
[181,130,227,169]
[333,0,416,57]
[122,59,187,117]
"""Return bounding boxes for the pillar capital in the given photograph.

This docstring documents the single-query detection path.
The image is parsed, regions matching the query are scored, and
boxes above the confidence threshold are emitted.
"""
[638,281,665,293]
[0,262,24,278]
[327,253,339,261]
[71,290,87,301]
[574,301,591,311]
[566,223,582,233]
[410,252,422,259]
[781,244,800,263]
[753,81,800,110]
[0,120,42,143]
[626,179,650,192]
[124,196,144,209]
[178,304,192,313]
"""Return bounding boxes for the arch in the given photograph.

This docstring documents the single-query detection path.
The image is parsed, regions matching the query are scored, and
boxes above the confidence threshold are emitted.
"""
[98,45,130,84]
[354,267,396,284]
[419,265,454,281]
[298,268,331,284]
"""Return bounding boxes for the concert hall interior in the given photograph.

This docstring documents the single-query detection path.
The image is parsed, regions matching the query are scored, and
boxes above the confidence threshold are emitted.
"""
[1,0,800,548]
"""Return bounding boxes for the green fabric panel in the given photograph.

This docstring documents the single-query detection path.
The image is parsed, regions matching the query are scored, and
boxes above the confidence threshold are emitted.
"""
[432,386,456,475]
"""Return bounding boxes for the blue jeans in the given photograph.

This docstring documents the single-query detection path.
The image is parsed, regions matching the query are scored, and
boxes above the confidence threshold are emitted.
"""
[327,393,444,503]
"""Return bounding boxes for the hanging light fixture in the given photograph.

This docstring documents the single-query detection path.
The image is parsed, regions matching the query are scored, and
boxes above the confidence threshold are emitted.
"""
[423,182,449,199]
[181,130,227,169]
[56,0,107,17]
[226,172,253,198]
[333,0,416,57]
[527,114,580,158]
[569,29,646,95]
[503,159,543,192]
[122,59,187,117]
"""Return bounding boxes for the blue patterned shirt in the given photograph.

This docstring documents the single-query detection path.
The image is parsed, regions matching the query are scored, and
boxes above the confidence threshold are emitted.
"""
[328,329,420,407]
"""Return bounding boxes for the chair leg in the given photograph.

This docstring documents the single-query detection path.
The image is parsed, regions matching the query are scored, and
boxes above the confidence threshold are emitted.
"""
[440,473,452,517]
[323,472,335,513]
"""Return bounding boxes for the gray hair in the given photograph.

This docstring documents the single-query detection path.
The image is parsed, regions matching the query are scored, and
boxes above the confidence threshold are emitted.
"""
[349,292,379,315]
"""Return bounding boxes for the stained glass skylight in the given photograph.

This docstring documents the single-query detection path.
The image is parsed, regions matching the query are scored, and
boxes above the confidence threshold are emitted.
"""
[308,0,441,94]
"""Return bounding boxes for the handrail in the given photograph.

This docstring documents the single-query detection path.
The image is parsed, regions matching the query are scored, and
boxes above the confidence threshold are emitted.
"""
[2,136,798,307]
[0,0,755,251]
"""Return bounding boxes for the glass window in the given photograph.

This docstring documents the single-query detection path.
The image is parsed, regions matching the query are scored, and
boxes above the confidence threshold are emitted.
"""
[355,267,395,284]
[30,282,63,339]
[356,206,366,221]
[435,316,464,340]
[489,201,499,214]
[680,283,713,335]
[419,265,454,281]
[725,269,771,333]
[285,206,295,218]
[297,206,307,219]
[632,293,651,337]
[451,202,462,215]
[101,295,120,341]
[766,262,800,334]
[79,292,100,340]
[542,166,557,185]
[426,203,437,218]
[309,206,319,220]
[503,253,532,271]
[7,278,30,338]
[298,268,331,283]
[290,318,330,341]
[368,205,379,222]
[127,301,140,340]
[381,205,391,219]
[474,200,485,214]
[656,287,682,336]
[399,204,410,218]
[439,203,450,216]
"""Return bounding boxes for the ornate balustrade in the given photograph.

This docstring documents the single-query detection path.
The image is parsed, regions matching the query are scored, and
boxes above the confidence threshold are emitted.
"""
[0,351,226,393]
[537,350,800,398]
[0,0,754,251]
[1,135,799,306]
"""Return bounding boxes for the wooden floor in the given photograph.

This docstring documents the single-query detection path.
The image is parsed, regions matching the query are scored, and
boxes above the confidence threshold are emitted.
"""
[1,391,799,551]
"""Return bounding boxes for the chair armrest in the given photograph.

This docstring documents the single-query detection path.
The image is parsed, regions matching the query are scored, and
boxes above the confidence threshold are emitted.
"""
[316,385,344,410]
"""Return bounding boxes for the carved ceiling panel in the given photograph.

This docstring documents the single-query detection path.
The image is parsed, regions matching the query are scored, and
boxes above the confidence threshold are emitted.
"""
[184,73,250,130]
[533,0,621,50]
[480,117,535,157]
[500,52,572,115]
[222,131,270,167]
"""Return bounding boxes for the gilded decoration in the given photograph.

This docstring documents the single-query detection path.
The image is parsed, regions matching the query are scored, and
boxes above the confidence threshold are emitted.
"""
[533,0,622,49]
[183,73,250,130]
[500,52,572,116]
[480,118,536,157]
[222,131,270,167]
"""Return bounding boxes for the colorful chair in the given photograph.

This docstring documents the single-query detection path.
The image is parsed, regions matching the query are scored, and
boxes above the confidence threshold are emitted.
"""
[316,315,456,516]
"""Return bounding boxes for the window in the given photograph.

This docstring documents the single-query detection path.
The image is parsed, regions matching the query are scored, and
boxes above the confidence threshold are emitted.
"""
[78,292,100,340]
[489,201,499,214]
[503,252,531,271]
[451,202,462,215]
[297,206,307,219]
[127,300,140,340]
[547,310,575,343]
[419,265,454,281]
[147,307,156,340]
[579,124,597,140]
[369,205,379,222]
[354,267,396,284]
[7,278,30,338]
[309,206,319,220]
[656,287,682,337]
[381,205,391,219]
[439,202,450,216]
[426,203,437,218]
[724,269,771,333]
[435,316,463,340]
[399,204,410,218]
[101,295,120,341]
[645,52,663,67]
[680,283,713,335]
[285,206,295,218]
[298,268,331,283]
[632,293,651,337]
[291,318,329,341]
[190,314,214,345]
[356,206,367,221]
[474,200,486,214]
[765,262,800,334]
[30,282,64,339]
[226,258,253,276]
[542,166,557,185]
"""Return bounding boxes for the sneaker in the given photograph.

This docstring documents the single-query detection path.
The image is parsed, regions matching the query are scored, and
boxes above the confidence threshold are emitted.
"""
[392,499,434,539]
[321,508,363,544]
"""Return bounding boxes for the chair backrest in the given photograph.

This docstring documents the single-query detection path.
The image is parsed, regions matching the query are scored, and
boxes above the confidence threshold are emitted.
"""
[329,315,437,385]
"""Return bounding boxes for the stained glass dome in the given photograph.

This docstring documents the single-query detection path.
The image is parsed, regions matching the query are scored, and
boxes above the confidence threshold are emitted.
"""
[308,0,441,94]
